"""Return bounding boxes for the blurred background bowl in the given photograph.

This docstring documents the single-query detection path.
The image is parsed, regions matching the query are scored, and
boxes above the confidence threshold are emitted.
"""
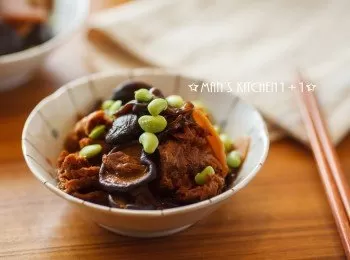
[0,0,90,91]
[22,68,269,238]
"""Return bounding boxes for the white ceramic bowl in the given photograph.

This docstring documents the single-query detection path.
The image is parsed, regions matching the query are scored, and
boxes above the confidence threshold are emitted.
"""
[0,0,90,90]
[22,69,269,237]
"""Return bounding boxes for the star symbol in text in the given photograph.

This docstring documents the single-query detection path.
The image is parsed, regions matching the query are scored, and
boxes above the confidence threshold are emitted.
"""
[305,83,316,92]
[188,83,199,92]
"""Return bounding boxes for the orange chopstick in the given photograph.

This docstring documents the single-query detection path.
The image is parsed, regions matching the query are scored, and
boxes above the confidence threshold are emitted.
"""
[296,79,350,258]
[305,92,350,218]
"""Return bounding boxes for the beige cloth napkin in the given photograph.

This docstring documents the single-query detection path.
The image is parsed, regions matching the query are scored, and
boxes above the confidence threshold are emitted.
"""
[87,0,350,144]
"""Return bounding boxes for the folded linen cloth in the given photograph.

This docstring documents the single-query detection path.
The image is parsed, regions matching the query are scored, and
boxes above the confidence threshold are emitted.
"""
[87,0,350,144]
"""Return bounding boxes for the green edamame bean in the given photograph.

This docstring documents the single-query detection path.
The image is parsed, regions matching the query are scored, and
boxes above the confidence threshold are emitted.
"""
[147,98,168,116]
[79,144,102,159]
[101,100,114,110]
[138,115,167,133]
[227,150,241,168]
[108,100,122,115]
[220,133,233,152]
[202,166,215,176]
[139,132,159,154]
[135,88,153,102]
[166,95,184,108]
[88,125,106,139]
[195,166,215,185]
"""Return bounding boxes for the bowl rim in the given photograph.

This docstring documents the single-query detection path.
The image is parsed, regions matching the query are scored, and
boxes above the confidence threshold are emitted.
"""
[22,68,270,217]
[0,0,90,64]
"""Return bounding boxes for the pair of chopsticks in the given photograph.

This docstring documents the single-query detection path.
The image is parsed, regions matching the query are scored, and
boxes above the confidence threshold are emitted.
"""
[296,75,350,258]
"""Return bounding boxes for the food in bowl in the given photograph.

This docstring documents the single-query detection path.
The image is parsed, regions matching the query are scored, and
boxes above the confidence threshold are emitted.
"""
[0,0,53,56]
[56,81,250,210]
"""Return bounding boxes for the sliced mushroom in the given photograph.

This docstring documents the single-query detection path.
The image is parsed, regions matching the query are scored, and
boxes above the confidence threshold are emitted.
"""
[130,185,157,208]
[158,200,179,209]
[108,187,158,210]
[108,194,129,208]
[99,144,157,193]
[132,102,148,114]
[111,81,152,103]
[114,101,134,117]
[223,169,238,191]
[149,87,164,98]
[105,114,142,145]
[114,100,148,118]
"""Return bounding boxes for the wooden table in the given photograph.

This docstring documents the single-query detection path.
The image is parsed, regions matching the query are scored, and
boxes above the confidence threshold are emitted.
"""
[1,1,349,259]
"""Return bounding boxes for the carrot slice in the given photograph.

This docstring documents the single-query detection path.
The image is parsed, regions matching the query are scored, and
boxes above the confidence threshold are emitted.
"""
[192,108,229,176]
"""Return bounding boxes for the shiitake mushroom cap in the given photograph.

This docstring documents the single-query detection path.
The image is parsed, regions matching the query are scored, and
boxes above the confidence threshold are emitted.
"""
[108,194,157,210]
[108,194,129,208]
[149,87,165,98]
[111,81,152,103]
[99,144,157,193]
[105,114,142,145]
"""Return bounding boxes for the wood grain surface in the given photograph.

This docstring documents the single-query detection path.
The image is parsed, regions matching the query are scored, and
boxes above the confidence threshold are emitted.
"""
[0,1,349,259]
